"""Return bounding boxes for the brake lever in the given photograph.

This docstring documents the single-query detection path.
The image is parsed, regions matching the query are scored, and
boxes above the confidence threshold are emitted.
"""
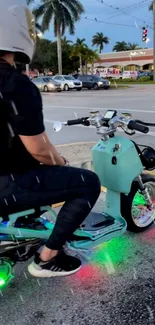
[121,126,135,136]
[125,129,135,136]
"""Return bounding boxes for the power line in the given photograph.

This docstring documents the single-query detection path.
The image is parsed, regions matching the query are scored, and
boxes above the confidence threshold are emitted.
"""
[98,0,151,26]
[122,0,151,10]
[82,16,149,29]
[30,0,153,30]
[95,0,152,29]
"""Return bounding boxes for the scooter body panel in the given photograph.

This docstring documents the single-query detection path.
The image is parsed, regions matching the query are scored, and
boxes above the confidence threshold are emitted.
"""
[92,136,143,194]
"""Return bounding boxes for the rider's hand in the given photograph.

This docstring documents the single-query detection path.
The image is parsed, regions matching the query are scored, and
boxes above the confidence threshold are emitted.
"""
[61,156,70,166]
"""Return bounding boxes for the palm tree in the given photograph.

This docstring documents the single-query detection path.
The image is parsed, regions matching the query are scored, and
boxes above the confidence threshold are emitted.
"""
[113,41,128,52]
[62,36,73,46]
[70,39,87,74]
[92,32,109,53]
[126,42,141,50]
[33,0,84,74]
[74,37,87,46]
[85,49,100,74]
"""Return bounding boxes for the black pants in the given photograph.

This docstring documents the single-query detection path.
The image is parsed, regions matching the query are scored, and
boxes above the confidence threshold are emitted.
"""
[0,165,101,250]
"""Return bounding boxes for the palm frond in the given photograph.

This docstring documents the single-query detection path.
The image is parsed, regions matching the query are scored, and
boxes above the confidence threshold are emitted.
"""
[33,4,46,19]
[62,6,75,34]
[27,0,34,5]
[41,5,54,31]
[62,0,84,19]
[149,1,153,10]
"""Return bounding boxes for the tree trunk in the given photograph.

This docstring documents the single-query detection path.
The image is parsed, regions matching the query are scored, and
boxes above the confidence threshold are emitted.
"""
[91,61,94,74]
[79,55,82,74]
[85,60,88,74]
[56,24,62,74]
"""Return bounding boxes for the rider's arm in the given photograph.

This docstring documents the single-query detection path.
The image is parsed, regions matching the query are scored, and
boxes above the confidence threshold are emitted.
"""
[9,74,65,166]
[19,131,65,166]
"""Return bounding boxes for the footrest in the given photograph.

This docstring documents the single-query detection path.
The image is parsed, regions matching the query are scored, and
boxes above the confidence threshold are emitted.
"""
[68,213,127,251]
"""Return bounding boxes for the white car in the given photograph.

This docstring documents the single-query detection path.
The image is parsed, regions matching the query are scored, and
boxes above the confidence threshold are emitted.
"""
[53,75,82,91]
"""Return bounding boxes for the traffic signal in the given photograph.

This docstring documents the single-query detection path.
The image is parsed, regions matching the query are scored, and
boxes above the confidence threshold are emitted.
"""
[142,27,148,42]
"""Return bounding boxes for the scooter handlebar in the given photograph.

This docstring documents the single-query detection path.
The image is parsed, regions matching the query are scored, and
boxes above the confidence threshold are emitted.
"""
[128,120,149,134]
[67,117,89,126]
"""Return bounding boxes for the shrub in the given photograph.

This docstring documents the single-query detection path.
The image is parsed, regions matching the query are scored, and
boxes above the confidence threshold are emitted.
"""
[138,76,151,82]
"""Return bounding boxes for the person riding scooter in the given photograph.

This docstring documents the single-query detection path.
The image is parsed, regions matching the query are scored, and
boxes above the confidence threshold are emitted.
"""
[0,0,100,278]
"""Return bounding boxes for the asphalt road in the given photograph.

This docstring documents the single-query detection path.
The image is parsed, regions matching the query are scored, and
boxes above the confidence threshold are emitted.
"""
[1,85,155,325]
[43,85,155,148]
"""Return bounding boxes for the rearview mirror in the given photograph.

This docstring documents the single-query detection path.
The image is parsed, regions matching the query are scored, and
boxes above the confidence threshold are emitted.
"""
[53,121,62,132]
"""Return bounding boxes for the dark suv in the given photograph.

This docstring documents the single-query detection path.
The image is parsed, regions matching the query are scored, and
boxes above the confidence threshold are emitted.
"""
[76,75,110,90]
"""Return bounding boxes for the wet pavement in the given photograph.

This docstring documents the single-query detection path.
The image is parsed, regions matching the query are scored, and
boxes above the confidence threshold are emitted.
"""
[1,188,155,325]
[1,86,155,325]
[1,225,155,325]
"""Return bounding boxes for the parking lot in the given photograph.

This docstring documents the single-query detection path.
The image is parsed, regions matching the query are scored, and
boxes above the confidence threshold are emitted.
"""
[1,85,155,325]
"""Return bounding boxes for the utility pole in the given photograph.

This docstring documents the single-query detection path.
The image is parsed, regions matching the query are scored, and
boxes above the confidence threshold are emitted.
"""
[153,0,155,81]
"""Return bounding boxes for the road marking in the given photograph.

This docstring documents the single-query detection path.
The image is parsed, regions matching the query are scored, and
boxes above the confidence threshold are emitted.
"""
[44,105,155,114]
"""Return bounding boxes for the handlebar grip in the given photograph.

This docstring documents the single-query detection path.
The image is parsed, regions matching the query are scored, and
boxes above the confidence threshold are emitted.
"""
[67,117,89,126]
[128,120,149,134]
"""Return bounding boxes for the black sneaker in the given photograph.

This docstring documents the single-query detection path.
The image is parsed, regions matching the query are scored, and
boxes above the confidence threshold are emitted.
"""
[28,250,81,278]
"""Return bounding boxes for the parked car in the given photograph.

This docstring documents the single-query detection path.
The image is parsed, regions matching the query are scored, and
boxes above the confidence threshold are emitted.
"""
[76,75,110,90]
[100,77,111,89]
[32,76,62,92]
[53,75,82,91]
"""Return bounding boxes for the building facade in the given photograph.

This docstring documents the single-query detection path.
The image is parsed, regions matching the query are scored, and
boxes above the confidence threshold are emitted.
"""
[94,48,153,71]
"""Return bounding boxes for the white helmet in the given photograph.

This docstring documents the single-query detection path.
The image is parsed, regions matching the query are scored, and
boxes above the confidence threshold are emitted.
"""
[0,0,36,63]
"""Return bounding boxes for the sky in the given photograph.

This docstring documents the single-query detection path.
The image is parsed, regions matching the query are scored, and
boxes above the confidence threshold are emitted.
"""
[33,0,153,53]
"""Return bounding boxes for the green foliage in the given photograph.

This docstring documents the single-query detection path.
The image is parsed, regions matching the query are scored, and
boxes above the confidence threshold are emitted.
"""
[33,0,85,36]
[113,41,128,52]
[137,76,151,82]
[113,41,141,52]
[30,38,79,74]
[110,77,152,83]
[92,32,109,53]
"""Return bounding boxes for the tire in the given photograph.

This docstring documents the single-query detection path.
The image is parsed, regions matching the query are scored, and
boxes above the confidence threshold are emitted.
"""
[104,87,110,90]
[44,85,48,92]
[121,173,155,232]
[64,84,69,91]
[77,88,82,91]
[57,90,62,92]
[0,258,14,287]
[93,83,99,90]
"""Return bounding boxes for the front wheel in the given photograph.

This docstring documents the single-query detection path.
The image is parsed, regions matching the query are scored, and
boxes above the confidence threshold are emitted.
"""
[0,258,14,288]
[64,84,69,91]
[44,86,48,92]
[93,83,99,90]
[121,173,155,232]
[77,88,82,91]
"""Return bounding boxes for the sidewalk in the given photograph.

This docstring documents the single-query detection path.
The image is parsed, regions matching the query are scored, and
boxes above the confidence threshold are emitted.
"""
[56,141,95,167]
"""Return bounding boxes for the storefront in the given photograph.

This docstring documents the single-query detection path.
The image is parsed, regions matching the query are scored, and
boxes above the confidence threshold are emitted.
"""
[94,48,153,72]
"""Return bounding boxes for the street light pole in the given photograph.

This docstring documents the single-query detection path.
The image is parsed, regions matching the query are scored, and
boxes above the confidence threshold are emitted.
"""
[153,0,155,81]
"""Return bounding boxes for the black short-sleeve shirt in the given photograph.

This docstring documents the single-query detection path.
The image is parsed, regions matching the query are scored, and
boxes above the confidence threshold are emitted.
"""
[0,60,45,174]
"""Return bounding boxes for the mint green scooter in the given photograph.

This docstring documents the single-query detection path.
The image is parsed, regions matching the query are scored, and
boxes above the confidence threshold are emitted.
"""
[0,110,155,287]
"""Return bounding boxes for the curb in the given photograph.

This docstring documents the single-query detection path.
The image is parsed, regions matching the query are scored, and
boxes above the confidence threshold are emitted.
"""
[56,141,96,148]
